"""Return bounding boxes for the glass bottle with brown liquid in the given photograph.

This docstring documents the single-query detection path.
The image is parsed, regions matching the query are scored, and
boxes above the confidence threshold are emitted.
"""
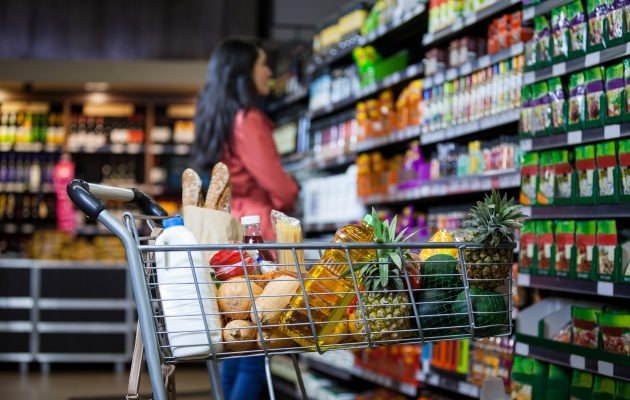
[278,222,375,348]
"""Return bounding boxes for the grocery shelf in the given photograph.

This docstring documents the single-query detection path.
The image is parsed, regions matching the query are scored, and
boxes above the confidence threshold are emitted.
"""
[417,371,480,398]
[356,125,422,153]
[523,0,576,22]
[303,221,355,234]
[515,335,630,381]
[67,143,145,155]
[0,143,64,153]
[520,123,630,152]
[149,143,192,156]
[517,273,630,299]
[0,182,54,194]
[421,109,520,145]
[284,152,356,174]
[310,62,424,120]
[523,42,630,86]
[522,204,630,220]
[422,0,520,46]
[308,3,426,72]
[304,357,418,397]
[424,43,524,88]
[1,223,36,235]
[363,169,520,206]
[268,88,309,113]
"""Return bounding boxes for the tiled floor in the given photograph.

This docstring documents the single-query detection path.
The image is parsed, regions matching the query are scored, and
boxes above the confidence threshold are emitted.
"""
[0,366,213,400]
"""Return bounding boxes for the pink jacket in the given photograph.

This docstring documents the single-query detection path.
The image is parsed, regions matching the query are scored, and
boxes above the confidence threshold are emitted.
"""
[223,108,299,241]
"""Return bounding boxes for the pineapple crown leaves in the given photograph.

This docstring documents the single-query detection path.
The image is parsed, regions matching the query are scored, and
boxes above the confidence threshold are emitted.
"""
[463,190,527,246]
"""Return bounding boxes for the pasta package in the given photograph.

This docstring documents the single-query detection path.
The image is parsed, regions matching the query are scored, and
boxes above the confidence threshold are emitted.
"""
[271,210,305,272]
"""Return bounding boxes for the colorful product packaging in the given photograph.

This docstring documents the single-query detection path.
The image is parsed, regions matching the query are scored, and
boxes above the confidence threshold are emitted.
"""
[555,220,576,278]
[538,151,555,205]
[619,139,630,200]
[576,220,597,279]
[626,0,630,40]
[535,15,552,68]
[552,6,570,62]
[571,305,601,348]
[568,0,588,58]
[568,72,586,131]
[521,152,540,206]
[532,81,552,136]
[597,219,619,280]
[596,141,619,203]
[510,356,549,400]
[576,144,597,204]
[607,0,626,46]
[592,376,617,400]
[606,63,626,123]
[520,220,537,272]
[616,378,630,398]
[625,59,630,122]
[585,66,606,128]
[554,150,575,204]
[536,220,555,275]
[598,312,630,356]
[521,85,533,137]
[587,0,608,52]
[570,370,594,399]
[549,78,567,134]
[525,37,537,70]
[546,364,572,400]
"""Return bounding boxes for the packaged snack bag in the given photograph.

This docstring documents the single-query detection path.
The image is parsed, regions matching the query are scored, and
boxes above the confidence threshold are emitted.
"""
[606,0,625,46]
[552,5,570,62]
[538,151,555,205]
[625,0,630,40]
[568,72,586,131]
[625,59,630,121]
[549,78,567,134]
[555,220,576,278]
[576,144,597,204]
[395,86,410,130]
[605,63,626,123]
[619,139,630,200]
[536,220,555,275]
[547,364,571,400]
[571,305,601,348]
[525,37,537,70]
[596,219,618,280]
[592,376,617,399]
[520,220,537,272]
[568,0,588,58]
[554,150,575,204]
[534,16,552,68]
[617,380,630,399]
[511,356,549,400]
[521,85,533,137]
[585,66,606,128]
[596,140,619,203]
[521,152,540,205]
[587,0,608,52]
[532,81,552,136]
[576,220,597,279]
[570,370,594,399]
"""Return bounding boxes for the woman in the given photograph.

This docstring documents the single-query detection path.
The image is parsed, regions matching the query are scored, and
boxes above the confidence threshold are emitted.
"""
[192,38,298,400]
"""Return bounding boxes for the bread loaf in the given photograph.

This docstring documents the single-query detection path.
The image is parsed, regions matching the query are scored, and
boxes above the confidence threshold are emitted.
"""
[204,162,231,210]
[217,182,232,213]
[182,168,203,207]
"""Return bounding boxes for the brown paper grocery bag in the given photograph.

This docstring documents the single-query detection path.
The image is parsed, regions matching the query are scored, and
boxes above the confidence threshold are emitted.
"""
[182,205,241,264]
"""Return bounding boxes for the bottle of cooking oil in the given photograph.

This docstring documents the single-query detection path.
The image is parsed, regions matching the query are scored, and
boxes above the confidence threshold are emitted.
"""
[278,222,375,348]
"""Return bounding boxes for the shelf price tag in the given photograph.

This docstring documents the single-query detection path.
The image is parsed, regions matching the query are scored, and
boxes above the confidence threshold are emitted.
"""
[598,361,614,377]
[552,62,566,76]
[127,144,141,154]
[478,55,490,68]
[446,68,457,80]
[423,33,434,44]
[428,374,440,386]
[585,52,601,67]
[597,281,614,296]
[570,355,586,369]
[151,144,165,154]
[461,63,472,75]
[604,124,621,139]
[111,144,124,154]
[515,342,530,356]
[568,130,582,144]
[407,64,419,77]
[377,25,386,36]
[519,273,531,286]
[523,7,535,20]
[520,139,533,151]
[523,72,535,85]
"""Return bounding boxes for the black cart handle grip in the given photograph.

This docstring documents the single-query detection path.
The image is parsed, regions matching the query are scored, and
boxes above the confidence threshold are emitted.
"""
[67,179,168,219]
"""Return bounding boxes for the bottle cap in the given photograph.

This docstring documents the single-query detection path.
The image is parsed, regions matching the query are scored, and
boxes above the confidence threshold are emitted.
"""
[163,215,184,229]
[241,215,260,225]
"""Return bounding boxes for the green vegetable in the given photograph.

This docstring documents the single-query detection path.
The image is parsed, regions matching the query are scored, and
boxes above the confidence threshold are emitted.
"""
[420,254,462,290]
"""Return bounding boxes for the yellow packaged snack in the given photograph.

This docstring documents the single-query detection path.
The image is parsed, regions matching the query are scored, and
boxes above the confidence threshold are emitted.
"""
[419,229,459,260]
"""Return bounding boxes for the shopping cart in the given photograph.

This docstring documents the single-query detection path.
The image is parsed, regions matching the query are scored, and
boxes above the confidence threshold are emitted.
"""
[67,179,514,400]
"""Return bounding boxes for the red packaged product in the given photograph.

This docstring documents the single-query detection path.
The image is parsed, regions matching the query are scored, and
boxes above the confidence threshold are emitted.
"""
[519,221,536,269]
[555,220,575,276]
[576,221,596,278]
[536,220,554,273]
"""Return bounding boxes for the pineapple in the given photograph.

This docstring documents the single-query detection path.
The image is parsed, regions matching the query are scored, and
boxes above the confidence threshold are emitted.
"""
[349,211,414,343]
[460,190,526,290]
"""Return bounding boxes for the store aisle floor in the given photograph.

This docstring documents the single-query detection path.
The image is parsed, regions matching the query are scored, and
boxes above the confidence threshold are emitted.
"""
[0,366,213,400]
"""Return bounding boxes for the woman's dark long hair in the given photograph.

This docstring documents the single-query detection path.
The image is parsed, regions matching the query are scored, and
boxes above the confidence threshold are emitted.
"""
[193,38,262,168]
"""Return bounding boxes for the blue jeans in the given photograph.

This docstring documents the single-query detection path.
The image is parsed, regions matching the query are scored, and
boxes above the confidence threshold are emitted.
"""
[220,357,266,400]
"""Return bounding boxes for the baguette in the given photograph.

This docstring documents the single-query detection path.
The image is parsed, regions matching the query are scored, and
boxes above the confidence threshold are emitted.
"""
[217,181,232,213]
[204,162,231,210]
[181,168,203,207]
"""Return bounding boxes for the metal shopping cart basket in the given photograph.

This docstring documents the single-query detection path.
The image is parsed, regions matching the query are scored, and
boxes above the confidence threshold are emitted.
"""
[67,179,514,400]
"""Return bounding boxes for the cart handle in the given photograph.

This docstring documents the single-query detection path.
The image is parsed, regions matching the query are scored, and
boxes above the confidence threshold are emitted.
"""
[67,179,167,219]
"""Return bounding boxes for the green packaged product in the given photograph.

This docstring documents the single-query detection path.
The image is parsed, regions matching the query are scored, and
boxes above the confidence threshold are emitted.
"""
[549,78,568,134]
[521,152,540,206]
[554,150,575,203]
[521,85,533,137]
[571,370,594,399]
[572,305,601,348]
[576,145,597,203]
[626,0,630,41]
[606,0,625,46]
[536,220,555,275]
[576,220,597,279]
[616,379,630,399]
[555,220,576,277]
[585,66,606,128]
[538,151,555,205]
[552,6,570,62]
[568,72,587,131]
[597,220,619,280]
[568,0,588,58]
[592,376,617,400]
[546,364,571,400]
[520,220,537,272]
[533,81,552,136]
[535,15,552,67]
[525,39,538,70]
[511,356,549,400]
[596,141,619,202]
[619,139,630,199]
[606,63,626,123]
[625,59,630,121]
[598,312,630,356]
[588,0,608,51]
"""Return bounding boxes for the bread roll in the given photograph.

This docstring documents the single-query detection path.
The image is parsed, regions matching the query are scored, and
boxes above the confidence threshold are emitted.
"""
[181,168,203,207]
